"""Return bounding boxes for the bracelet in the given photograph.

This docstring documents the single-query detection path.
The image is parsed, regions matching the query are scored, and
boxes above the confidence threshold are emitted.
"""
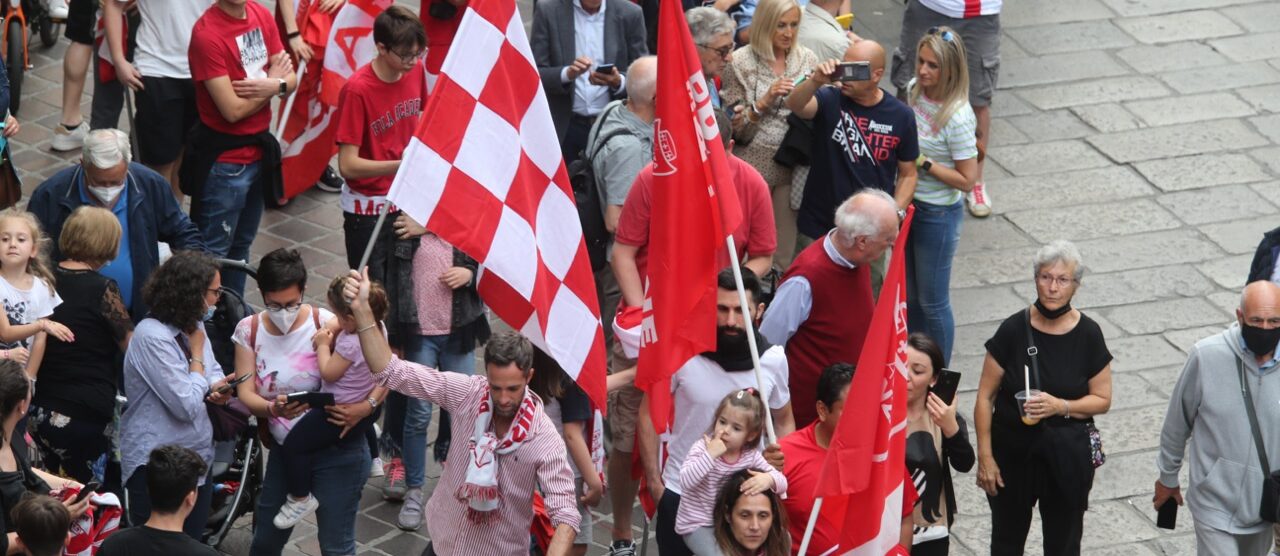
[1063,400,1070,419]
[287,31,301,39]
[367,397,380,410]
[267,401,278,418]
[189,357,205,369]
[356,323,378,334]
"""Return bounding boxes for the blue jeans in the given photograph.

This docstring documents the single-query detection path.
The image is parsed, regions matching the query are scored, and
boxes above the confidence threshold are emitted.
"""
[192,161,263,295]
[403,334,474,488]
[250,441,370,556]
[905,199,963,364]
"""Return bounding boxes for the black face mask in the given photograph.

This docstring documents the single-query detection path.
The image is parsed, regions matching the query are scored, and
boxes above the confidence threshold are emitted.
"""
[1242,323,1280,357]
[701,325,769,372]
[1034,298,1072,320]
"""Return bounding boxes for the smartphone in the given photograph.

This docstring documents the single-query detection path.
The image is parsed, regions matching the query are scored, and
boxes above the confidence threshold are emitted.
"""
[286,391,336,407]
[833,61,871,82]
[594,63,616,75]
[930,369,962,405]
[1157,498,1177,529]
[72,482,101,504]
[215,373,253,394]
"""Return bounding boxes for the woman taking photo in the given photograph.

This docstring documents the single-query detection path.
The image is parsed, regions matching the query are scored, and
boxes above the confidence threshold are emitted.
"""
[720,0,817,266]
[974,240,1113,556]
[904,26,978,365]
[904,332,974,555]
[120,250,231,538]
[713,469,790,556]
[30,206,133,487]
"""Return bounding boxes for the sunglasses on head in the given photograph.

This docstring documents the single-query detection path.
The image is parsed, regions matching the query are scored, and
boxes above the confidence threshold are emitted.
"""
[927,26,956,42]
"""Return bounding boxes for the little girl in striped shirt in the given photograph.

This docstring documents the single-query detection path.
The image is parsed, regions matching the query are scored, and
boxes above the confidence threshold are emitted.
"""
[676,388,788,555]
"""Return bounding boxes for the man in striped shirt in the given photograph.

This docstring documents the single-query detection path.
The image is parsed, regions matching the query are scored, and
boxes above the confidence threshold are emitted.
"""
[343,271,581,555]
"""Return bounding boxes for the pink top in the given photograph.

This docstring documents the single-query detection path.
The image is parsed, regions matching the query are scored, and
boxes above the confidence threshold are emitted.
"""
[674,438,788,535]
[375,357,580,555]
[323,328,380,404]
[413,233,454,336]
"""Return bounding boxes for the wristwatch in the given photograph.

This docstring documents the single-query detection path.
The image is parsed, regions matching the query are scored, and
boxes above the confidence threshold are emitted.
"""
[896,208,907,221]
[367,397,380,410]
[920,158,933,172]
[277,78,287,98]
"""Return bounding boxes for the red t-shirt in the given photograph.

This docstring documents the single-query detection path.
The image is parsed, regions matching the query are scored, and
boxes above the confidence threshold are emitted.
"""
[333,62,428,212]
[188,2,285,163]
[779,423,919,555]
[420,1,464,75]
[613,155,777,285]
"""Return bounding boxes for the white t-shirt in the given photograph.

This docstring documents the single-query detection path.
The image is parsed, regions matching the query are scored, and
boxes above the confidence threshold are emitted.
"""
[0,276,61,350]
[123,0,208,79]
[919,0,1001,18]
[231,307,335,444]
[909,79,978,206]
[661,346,791,495]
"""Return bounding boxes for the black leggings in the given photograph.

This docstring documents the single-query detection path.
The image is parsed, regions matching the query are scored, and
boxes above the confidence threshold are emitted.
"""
[280,408,375,498]
[987,457,1086,556]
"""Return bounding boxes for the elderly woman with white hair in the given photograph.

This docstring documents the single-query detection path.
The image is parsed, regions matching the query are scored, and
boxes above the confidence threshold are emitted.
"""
[685,7,736,108]
[27,128,206,319]
[974,240,1114,556]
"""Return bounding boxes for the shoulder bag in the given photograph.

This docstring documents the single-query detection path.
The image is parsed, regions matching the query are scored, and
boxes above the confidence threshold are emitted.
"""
[1023,309,1106,468]
[1238,354,1280,522]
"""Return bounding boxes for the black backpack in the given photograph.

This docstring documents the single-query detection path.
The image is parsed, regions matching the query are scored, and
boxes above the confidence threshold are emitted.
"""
[567,110,634,272]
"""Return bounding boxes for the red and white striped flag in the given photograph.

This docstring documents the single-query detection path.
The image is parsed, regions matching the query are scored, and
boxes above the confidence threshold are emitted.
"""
[385,0,608,413]
[811,207,915,556]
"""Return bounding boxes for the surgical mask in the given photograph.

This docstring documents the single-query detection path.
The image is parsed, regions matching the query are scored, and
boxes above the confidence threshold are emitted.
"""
[1242,323,1280,358]
[203,304,217,322]
[267,305,301,332]
[87,184,124,205]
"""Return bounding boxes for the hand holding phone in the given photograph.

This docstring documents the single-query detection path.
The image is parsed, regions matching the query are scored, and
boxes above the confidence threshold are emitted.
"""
[215,373,253,394]
[929,370,962,406]
[833,61,871,82]
[72,482,101,504]
[1157,498,1177,529]
[594,63,616,75]
[286,391,336,408]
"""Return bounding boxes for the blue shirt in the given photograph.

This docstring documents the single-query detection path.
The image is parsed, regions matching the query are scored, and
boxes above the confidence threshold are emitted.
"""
[78,179,134,308]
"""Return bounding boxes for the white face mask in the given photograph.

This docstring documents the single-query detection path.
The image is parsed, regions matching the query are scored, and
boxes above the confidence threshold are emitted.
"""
[266,305,301,332]
[87,184,124,205]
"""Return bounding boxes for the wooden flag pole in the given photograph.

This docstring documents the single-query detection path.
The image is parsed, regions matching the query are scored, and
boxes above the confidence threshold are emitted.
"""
[723,235,776,444]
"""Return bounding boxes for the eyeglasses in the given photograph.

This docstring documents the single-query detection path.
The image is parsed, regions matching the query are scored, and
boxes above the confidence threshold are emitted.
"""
[382,45,425,65]
[926,26,956,42]
[698,43,733,60]
[206,287,223,299]
[265,301,303,312]
[1035,273,1077,288]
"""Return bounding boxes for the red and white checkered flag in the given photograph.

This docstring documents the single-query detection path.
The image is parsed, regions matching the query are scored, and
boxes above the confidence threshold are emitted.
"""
[385,0,608,413]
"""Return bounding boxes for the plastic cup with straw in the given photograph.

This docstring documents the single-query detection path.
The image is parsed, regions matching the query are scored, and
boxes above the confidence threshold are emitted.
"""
[1015,365,1041,425]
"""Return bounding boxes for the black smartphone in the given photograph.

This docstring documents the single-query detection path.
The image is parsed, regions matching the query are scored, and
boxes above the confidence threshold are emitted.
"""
[1157,499,1177,529]
[73,481,101,504]
[286,391,336,407]
[930,369,962,405]
[215,373,253,394]
[834,61,871,82]
[594,63,616,75]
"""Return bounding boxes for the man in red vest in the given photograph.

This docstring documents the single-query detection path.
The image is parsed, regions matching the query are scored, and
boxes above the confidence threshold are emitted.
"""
[759,189,899,426]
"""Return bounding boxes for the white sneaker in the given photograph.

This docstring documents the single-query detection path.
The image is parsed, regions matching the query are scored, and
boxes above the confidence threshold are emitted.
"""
[370,456,385,478]
[44,0,68,19]
[50,123,86,152]
[273,494,319,529]
[966,182,992,218]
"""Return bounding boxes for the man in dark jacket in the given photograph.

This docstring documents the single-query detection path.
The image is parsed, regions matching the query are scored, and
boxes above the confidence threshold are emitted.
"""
[1248,225,1280,284]
[28,129,207,320]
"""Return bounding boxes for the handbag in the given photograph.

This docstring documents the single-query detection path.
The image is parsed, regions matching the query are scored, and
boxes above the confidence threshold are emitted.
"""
[1237,354,1280,523]
[1023,309,1105,468]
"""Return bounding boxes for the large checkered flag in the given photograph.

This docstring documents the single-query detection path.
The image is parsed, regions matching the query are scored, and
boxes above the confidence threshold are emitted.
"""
[385,0,608,414]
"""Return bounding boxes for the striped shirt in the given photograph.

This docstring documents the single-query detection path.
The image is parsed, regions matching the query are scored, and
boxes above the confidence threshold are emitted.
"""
[909,79,978,207]
[376,357,581,555]
[674,438,789,535]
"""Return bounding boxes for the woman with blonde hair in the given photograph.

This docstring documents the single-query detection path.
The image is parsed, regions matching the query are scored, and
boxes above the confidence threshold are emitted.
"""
[721,0,817,267]
[904,26,979,366]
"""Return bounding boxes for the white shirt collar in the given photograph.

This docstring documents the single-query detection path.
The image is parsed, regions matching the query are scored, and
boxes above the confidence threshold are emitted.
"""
[822,230,857,269]
[573,0,605,16]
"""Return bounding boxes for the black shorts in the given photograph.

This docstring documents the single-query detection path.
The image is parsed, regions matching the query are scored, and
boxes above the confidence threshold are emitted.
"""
[63,0,96,45]
[135,76,199,165]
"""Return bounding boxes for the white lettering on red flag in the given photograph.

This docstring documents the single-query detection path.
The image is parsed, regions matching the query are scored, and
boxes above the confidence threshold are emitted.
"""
[385,0,607,413]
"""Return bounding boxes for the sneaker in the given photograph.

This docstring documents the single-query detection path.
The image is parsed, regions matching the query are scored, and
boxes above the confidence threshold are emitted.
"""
[609,539,636,556]
[50,123,87,152]
[272,494,319,529]
[397,488,424,531]
[315,166,344,193]
[44,0,68,19]
[966,182,992,218]
[370,456,385,478]
[382,457,407,501]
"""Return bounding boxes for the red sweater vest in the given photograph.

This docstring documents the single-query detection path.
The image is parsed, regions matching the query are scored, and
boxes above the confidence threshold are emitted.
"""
[781,238,874,427]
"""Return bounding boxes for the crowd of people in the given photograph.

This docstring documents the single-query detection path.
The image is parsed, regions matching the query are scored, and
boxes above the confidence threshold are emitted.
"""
[0,0,1272,555]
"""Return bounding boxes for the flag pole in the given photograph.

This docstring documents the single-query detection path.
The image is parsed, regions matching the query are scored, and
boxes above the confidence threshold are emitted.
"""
[356,205,389,272]
[797,496,824,555]
[723,235,776,444]
[274,63,307,141]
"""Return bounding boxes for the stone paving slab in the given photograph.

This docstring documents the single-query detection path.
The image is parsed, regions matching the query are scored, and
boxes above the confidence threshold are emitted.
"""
[1114,10,1244,44]
[1016,75,1172,110]
[1122,91,1256,127]
[1157,60,1280,94]
[1133,152,1273,191]
[1004,21,1136,55]
[1087,118,1268,162]
[1114,41,1232,73]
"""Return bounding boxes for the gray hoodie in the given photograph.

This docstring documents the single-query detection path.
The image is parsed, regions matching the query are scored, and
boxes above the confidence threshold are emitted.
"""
[1157,322,1280,534]
[585,99,654,212]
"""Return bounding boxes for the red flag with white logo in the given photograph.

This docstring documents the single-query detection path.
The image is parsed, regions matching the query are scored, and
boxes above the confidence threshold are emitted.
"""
[813,207,915,556]
[384,0,608,413]
[633,0,744,435]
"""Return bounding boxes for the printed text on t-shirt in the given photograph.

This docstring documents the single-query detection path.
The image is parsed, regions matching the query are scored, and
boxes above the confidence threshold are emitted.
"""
[833,111,903,165]
[237,28,268,79]
[370,98,423,137]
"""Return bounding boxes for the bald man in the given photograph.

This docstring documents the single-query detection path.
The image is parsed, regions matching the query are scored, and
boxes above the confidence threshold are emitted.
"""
[1155,280,1280,554]
[785,39,918,293]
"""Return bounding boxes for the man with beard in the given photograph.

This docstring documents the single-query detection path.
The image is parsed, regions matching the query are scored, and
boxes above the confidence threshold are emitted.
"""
[634,268,795,556]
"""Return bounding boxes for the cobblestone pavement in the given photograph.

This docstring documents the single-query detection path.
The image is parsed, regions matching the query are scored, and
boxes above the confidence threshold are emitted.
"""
[10,0,1280,553]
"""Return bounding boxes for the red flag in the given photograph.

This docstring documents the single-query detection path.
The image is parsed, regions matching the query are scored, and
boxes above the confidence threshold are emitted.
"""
[385,0,607,413]
[634,0,744,434]
[813,207,915,555]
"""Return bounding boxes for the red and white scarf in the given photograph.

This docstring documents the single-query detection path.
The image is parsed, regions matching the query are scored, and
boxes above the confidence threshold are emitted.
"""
[457,386,541,523]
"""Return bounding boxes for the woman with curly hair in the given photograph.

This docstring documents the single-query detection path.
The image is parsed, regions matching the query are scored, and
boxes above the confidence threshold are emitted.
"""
[119,250,233,539]
[713,469,790,556]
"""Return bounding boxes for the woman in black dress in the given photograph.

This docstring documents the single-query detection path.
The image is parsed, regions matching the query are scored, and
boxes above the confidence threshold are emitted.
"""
[974,239,1114,556]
